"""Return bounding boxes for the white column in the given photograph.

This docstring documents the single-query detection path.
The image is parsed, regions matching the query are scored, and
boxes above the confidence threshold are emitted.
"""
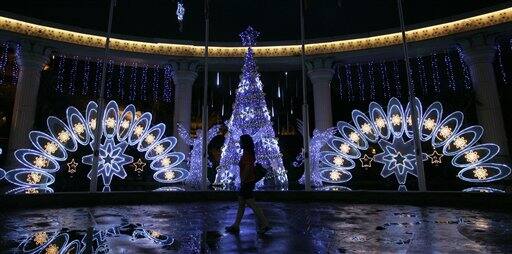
[461,36,510,161]
[307,59,334,131]
[171,63,198,155]
[8,42,50,152]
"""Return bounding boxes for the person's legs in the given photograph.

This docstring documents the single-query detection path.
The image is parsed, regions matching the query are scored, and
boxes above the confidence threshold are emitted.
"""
[245,198,269,228]
[233,196,246,227]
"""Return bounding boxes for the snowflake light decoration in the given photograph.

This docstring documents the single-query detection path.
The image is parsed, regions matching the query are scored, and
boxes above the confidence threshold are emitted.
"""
[374,137,425,185]
[5,100,185,193]
[82,138,133,186]
[317,97,511,188]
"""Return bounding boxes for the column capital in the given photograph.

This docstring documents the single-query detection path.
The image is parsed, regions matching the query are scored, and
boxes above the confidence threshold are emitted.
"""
[458,33,497,65]
[306,57,334,71]
[169,60,199,72]
[16,40,54,69]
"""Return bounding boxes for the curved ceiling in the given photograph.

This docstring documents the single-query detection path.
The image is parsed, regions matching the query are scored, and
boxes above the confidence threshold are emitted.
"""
[1,0,510,42]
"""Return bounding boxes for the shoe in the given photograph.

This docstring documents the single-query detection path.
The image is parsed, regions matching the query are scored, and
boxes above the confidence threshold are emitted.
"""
[225,225,240,234]
[257,225,271,235]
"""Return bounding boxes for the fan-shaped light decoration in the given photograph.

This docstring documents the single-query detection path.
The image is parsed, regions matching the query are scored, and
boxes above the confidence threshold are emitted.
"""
[19,223,174,253]
[5,101,185,193]
[318,97,510,188]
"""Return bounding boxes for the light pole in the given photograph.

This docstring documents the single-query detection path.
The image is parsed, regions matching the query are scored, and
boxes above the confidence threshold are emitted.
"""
[397,0,427,191]
[299,0,312,191]
[201,0,210,191]
[89,0,116,192]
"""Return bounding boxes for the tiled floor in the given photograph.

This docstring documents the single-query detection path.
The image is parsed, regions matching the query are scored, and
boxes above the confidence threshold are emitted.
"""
[1,202,511,253]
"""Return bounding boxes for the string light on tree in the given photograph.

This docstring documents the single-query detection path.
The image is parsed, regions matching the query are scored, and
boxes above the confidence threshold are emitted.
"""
[217,27,287,188]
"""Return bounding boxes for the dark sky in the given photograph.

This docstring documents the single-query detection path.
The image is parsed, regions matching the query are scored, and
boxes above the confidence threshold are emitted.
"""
[1,0,510,43]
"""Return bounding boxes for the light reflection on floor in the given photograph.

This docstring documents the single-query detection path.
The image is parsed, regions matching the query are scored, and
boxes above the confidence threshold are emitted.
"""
[1,203,511,253]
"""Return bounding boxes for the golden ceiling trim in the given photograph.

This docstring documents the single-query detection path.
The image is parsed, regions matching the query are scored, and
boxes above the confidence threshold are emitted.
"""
[0,7,511,57]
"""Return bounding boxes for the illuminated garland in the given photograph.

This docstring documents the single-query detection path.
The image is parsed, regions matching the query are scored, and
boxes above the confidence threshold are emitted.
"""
[316,97,511,189]
[4,100,185,193]
[217,27,287,189]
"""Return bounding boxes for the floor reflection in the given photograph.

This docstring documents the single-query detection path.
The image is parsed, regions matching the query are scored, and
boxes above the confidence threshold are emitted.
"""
[1,203,511,253]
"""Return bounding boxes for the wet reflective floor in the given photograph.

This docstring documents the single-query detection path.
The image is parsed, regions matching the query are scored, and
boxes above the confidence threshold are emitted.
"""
[1,202,511,253]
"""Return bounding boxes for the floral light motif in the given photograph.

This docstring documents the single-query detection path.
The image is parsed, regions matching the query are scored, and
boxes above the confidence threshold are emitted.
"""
[121,119,130,129]
[333,156,344,166]
[34,232,48,246]
[33,156,49,168]
[464,151,480,163]
[329,170,343,181]
[453,136,468,149]
[44,142,59,154]
[374,117,386,129]
[164,170,175,180]
[360,123,373,134]
[349,132,360,143]
[154,144,165,155]
[134,125,144,137]
[161,157,171,167]
[73,122,85,137]
[145,133,156,145]
[339,143,351,154]
[45,244,59,254]
[57,130,71,143]
[438,126,452,139]
[27,172,42,184]
[105,117,116,129]
[391,114,402,126]
[473,167,488,180]
[423,118,436,131]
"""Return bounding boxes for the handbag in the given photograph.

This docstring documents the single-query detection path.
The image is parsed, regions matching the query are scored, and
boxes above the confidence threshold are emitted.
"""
[254,163,266,182]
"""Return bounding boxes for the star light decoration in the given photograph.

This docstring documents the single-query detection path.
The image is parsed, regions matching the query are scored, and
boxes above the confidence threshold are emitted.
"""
[82,138,134,187]
[359,154,374,168]
[6,100,186,193]
[133,158,146,174]
[317,97,511,188]
[427,150,443,164]
[67,158,78,174]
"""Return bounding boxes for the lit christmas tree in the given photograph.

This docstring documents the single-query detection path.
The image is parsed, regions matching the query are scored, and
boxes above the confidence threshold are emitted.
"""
[216,27,287,189]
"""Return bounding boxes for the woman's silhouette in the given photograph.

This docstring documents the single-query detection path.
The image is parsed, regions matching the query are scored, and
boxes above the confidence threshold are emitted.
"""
[226,134,271,234]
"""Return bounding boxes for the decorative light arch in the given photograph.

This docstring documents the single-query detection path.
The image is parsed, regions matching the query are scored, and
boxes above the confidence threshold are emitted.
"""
[4,100,186,193]
[316,97,511,190]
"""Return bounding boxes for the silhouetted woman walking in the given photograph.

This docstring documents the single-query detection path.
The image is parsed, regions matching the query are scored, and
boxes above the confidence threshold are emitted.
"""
[226,134,271,234]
